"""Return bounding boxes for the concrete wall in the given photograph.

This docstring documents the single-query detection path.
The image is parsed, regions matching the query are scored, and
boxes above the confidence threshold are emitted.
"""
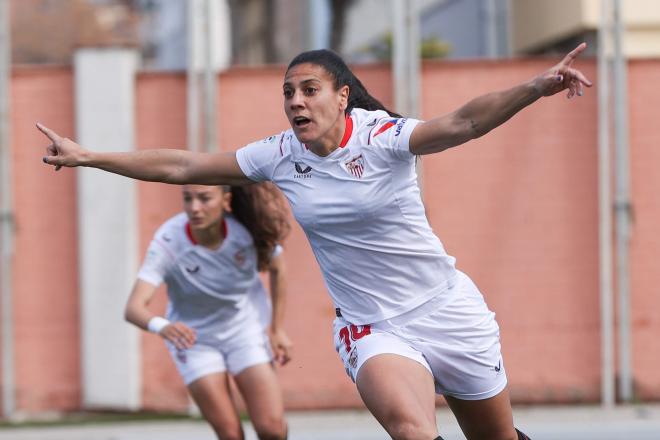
[4,57,660,414]
[511,0,660,57]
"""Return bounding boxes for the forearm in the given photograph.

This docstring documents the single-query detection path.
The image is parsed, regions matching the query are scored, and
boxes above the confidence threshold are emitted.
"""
[83,149,198,184]
[269,273,287,332]
[124,279,162,331]
[124,303,157,331]
[455,80,542,140]
[411,80,543,155]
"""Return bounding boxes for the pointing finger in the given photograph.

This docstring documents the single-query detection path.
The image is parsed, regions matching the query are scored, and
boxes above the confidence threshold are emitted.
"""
[560,42,587,67]
[36,122,61,142]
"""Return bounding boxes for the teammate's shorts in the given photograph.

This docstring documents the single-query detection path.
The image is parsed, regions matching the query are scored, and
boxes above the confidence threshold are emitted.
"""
[333,270,507,400]
[167,329,273,385]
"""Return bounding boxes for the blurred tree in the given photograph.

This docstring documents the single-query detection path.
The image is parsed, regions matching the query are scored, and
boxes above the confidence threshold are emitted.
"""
[329,0,355,53]
[228,0,278,65]
[358,32,451,62]
[11,0,141,65]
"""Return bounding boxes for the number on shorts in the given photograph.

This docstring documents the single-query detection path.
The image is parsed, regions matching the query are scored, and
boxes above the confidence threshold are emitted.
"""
[339,324,372,352]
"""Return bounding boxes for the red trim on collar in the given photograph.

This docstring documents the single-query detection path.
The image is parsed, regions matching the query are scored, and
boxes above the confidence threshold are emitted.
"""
[302,114,353,151]
[339,114,353,148]
[185,218,227,245]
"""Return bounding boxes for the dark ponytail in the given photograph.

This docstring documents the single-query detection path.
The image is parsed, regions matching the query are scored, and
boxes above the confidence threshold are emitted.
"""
[229,183,290,271]
[287,49,401,118]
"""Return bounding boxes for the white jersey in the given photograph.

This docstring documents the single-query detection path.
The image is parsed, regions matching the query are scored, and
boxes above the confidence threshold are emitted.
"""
[137,212,277,339]
[236,108,457,324]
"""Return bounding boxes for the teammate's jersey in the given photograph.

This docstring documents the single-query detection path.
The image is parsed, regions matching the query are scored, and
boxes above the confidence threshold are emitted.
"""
[137,212,278,339]
[236,108,457,324]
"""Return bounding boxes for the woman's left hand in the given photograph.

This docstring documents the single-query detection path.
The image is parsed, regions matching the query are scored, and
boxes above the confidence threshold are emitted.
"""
[532,42,593,99]
[269,329,293,366]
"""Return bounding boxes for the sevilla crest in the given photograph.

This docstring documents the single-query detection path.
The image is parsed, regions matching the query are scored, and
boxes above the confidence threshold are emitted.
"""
[344,154,365,178]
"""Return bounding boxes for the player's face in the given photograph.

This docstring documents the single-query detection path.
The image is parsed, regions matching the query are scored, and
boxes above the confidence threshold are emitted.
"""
[182,185,231,230]
[283,63,348,151]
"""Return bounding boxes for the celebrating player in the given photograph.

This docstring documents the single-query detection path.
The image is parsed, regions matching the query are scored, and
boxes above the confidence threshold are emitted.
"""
[40,43,591,440]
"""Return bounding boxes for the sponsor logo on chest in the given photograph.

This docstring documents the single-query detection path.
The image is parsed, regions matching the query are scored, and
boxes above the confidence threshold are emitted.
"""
[294,162,312,178]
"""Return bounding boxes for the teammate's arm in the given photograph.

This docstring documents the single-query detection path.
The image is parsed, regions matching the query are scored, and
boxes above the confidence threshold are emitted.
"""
[125,279,196,350]
[37,123,251,186]
[409,43,592,155]
[267,253,292,365]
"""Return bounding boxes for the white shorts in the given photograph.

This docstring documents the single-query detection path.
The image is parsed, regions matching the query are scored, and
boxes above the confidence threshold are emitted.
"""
[333,271,507,401]
[167,330,273,385]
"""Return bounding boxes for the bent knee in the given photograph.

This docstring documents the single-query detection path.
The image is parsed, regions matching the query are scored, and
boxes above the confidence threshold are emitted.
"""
[387,421,437,440]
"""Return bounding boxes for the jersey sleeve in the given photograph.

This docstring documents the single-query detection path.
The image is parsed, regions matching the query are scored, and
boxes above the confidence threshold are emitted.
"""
[136,239,173,286]
[235,133,284,182]
[368,117,422,160]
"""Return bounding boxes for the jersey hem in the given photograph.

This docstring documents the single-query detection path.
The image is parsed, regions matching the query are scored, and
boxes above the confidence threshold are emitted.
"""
[336,272,458,325]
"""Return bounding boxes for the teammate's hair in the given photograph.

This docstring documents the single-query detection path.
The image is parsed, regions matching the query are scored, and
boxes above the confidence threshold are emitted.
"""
[229,183,291,271]
[287,49,402,118]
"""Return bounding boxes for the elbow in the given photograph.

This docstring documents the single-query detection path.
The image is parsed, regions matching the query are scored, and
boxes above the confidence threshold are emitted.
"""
[158,151,192,184]
[467,118,491,140]
[162,164,189,185]
[123,306,134,324]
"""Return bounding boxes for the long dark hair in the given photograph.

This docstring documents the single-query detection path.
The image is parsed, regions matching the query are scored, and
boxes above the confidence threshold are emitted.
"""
[230,183,291,271]
[287,49,402,118]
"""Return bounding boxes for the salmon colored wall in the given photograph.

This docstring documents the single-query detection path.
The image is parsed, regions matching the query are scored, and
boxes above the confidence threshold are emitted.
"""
[628,60,660,400]
[134,73,190,411]
[5,58,660,414]
[10,67,80,412]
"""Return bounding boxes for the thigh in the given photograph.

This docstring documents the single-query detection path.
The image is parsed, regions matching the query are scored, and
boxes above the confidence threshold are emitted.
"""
[234,363,286,437]
[187,372,243,439]
[225,331,272,377]
[357,354,438,440]
[444,386,516,440]
[167,341,226,385]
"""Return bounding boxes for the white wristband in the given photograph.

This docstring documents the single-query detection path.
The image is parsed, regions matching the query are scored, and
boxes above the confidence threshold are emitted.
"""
[147,316,170,334]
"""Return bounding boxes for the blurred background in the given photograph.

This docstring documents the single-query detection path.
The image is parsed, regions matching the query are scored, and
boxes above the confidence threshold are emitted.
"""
[0,0,660,427]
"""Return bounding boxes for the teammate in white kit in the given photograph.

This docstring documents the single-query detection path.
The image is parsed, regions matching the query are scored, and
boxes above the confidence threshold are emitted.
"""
[124,184,291,440]
[39,43,592,440]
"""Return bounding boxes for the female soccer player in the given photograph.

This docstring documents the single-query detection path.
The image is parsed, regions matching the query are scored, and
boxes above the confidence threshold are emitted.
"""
[40,43,592,440]
[125,184,291,440]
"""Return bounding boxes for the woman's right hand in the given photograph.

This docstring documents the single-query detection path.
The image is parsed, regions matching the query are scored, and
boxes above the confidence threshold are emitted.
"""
[38,122,89,170]
[159,321,197,350]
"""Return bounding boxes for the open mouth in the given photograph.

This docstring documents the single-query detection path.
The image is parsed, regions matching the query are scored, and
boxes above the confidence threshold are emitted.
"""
[293,116,311,128]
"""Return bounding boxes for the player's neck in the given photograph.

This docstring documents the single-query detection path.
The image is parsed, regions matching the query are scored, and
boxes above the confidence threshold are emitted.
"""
[191,219,225,250]
[307,113,349,157]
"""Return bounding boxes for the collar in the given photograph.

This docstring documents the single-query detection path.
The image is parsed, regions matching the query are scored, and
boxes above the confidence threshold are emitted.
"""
[303,113,354,152]
[185,218,227,245]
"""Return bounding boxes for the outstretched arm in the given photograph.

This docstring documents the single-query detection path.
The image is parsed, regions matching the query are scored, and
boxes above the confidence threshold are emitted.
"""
[38,123,251,186]
[409,42,593,155]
